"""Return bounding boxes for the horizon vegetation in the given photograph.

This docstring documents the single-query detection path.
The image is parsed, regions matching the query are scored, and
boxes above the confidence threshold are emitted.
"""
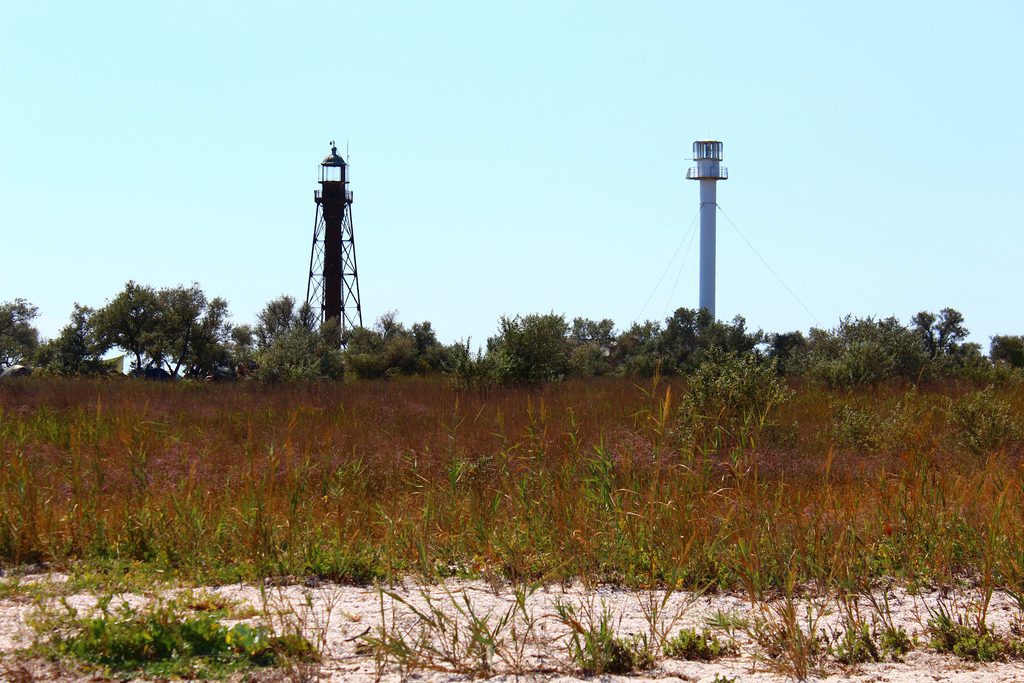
[3,280,1024,385]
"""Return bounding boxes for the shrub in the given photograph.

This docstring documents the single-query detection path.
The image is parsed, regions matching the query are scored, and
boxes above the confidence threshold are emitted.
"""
[678,349,792,451]
[442,339,498,389]
[659,308,761,375]
[947,386,1021,454]
[253,326,344,383]
[802,316,927,387]
[991,335,1024,369]
[880,625,914,660]
[831,391,918,452]
[487,313,570,385]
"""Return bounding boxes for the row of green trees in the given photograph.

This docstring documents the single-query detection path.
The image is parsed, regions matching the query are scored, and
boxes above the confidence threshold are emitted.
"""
[3,282,1024,385]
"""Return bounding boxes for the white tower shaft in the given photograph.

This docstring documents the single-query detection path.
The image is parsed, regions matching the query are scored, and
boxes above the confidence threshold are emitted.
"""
[687,140,728,320]
[699,179,717,318]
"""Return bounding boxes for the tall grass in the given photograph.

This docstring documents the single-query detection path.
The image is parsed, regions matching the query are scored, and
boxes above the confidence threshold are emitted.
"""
[1,376,1023,594]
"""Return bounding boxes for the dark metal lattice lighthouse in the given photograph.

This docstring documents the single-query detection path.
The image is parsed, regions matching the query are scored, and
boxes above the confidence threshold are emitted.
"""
[306,142,362,339]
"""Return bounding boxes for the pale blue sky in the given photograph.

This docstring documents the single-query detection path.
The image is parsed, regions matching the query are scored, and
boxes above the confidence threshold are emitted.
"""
[2,2,1022,349]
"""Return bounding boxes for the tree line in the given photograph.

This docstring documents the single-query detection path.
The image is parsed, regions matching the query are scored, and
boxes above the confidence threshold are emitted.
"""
[2,281,1024,386]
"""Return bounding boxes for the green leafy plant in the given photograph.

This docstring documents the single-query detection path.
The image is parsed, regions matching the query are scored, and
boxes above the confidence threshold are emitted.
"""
[748,592,827,679]
[927,603,1004,662]
[705,608,749,637]
[832,391,918,452]
[832,618,880,665]
[678,349,792,451]
[554,598,655,674]
[362,584,518,677]
[663,627,736,660]
[32,595,316,678]
[880,624,914,660]
[947,386,1021,454]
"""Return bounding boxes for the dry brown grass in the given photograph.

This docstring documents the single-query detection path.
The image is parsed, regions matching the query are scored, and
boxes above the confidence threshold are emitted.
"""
[1,376,1023,595]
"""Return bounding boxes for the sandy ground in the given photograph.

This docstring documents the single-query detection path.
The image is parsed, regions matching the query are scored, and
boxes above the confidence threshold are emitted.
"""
[3,573,1024,681]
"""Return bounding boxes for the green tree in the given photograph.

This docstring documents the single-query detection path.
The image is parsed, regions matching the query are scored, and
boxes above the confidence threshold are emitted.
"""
[34,304,109,375]
[0,298,40,369]
[95,282,235,376]
[991,335,1024,368]
[411,321,448,372]
[803,315,928,386]
[568,317,616,377]
[442,338,497,389]
[765,331,807,375]
[911,308,988,376]
[570,317,615,345]
[94,282,162,371]
[487,312,570,384]
[343,325,389,379]
[255,295,314,348]
[229,324,257,368]
[658,308,761,374]
[613,320,662,377]
[912,308,968,358]
[342,312,438,379]
[152,284,234,377]
[253,323,344,382]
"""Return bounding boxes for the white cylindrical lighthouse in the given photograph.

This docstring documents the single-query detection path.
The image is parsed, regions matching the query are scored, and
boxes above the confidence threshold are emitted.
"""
[686,140,728,318]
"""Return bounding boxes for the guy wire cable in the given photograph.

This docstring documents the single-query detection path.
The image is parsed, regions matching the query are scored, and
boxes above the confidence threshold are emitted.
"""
[636,207,700,322]
[716,204,819,325]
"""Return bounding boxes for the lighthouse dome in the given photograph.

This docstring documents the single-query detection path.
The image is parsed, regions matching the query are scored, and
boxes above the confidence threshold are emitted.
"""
[322,144,346,167]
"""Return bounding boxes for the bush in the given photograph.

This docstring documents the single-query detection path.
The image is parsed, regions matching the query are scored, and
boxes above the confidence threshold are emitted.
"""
[569,343,612,377]
[946,386,1021,454]
[659,308,761,375]
[678,349,792,451]
[991,335,1024,369]
[487,313,569,385]
[344,315,451,379]
[831,391,919,452]
[802,316,928,387]
[443,339,498,390]
[254,326,344,383]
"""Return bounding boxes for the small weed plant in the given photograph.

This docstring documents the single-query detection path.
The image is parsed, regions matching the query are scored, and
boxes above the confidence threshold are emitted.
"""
[748,592,827,679]
[927,603,1004,662]
[879,624,914,659]
[832,618,881,665]
[705,608,749,638]
[31,594,316,678]
[663,627,736,661]
[362,583,531,677]
[554,598,655,674]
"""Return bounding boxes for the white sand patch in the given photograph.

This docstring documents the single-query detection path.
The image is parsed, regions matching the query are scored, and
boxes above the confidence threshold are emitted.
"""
[2,576,1024,681]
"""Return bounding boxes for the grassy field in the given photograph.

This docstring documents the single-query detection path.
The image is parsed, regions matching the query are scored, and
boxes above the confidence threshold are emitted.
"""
[1,375,1023,596]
